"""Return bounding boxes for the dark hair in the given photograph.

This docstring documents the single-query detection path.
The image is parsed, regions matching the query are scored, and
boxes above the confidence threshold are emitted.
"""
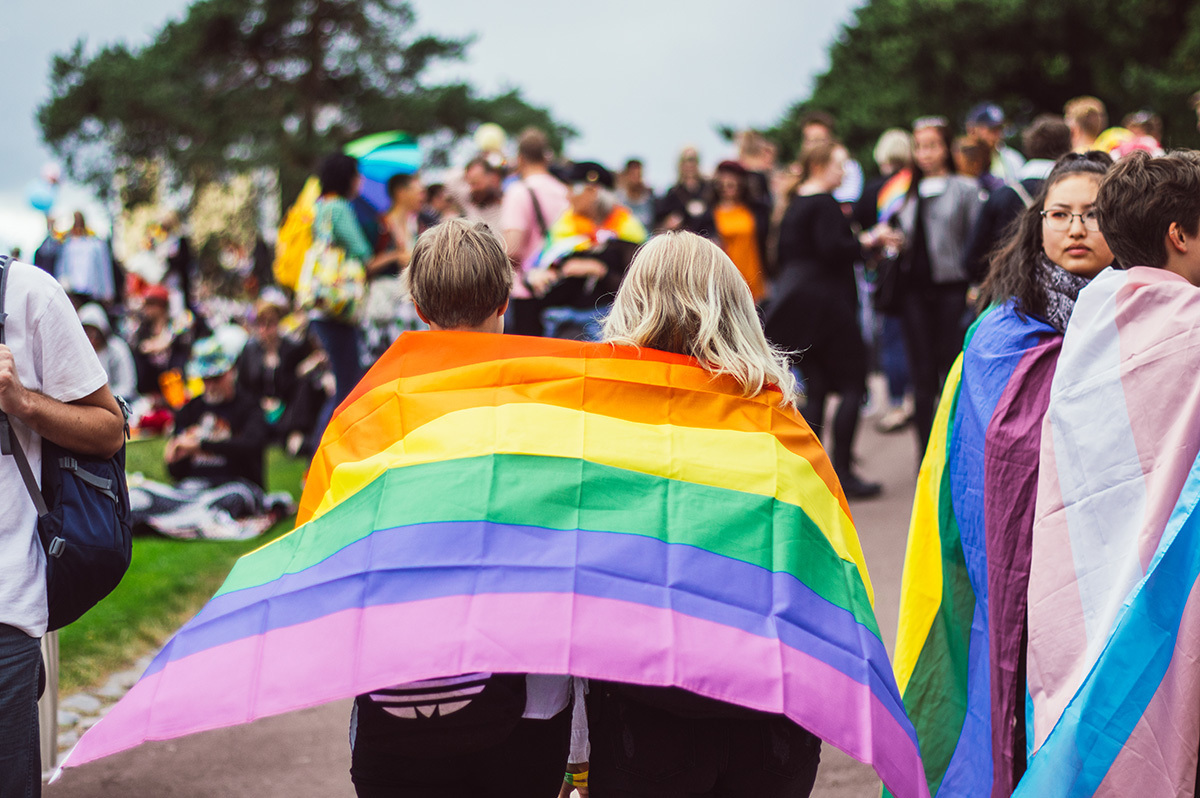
[317,153,359,198]
[1095,150,1200,269]
[799,110,836,133]
[623,158,644,171]
[978,151,1114,316]
[425,183,446,202]
[466,153,505,178]
[387,173,416,198]
[714,161,750,205]
[910,118,956,192]
[1022,115,1072,161]
[517,128,549,164]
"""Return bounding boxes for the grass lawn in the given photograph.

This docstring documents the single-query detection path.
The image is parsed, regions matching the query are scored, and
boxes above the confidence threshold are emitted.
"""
[56,438,308,692]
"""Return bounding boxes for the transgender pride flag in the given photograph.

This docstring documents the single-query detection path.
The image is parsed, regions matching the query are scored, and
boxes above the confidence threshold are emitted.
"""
[1017,266,1200,795]
[60,333,928,797]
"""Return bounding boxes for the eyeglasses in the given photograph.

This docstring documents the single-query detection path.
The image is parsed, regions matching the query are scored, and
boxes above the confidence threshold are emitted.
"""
[1041,209,1101,232]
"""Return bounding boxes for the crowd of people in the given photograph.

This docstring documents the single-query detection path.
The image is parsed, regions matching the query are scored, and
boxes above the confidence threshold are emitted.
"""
[5,88,1200,798]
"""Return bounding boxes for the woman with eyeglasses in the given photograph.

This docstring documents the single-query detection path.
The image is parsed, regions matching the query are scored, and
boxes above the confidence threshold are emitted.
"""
[892,116,985,453]
[894,152,1114,798]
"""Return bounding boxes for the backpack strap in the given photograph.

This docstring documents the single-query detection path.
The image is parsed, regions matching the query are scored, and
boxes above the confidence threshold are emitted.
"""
[0,257,50,517]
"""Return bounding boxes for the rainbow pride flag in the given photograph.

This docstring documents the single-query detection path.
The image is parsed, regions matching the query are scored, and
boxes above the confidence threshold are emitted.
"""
[892,303,1062,797]
[534,205,647,269]
[1015,267,1200,795]
[877,168,912,224]
[62,333,927,797]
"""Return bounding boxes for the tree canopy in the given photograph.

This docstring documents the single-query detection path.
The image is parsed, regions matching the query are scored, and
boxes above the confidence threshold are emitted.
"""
[768,0,1200,169]
[38,0,575,207]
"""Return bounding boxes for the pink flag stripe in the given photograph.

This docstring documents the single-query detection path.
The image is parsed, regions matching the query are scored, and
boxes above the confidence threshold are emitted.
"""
[66,593,929,798]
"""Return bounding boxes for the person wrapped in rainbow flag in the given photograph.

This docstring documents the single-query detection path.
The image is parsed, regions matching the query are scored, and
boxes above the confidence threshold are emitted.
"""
[57,225,929,798]
[525,161,647,341]
[891,151,1115,797]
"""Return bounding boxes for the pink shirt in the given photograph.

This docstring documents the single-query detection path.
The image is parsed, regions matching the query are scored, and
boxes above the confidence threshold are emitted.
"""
[501,173,569,299]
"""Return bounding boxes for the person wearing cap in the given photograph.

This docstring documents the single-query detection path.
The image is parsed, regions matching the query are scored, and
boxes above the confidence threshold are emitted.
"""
[78,303,138,406]
[712,160,767,301]
[965,102,1026,186]
[132,284,192,399]
[166,337,268,490]
[528,161,648,340]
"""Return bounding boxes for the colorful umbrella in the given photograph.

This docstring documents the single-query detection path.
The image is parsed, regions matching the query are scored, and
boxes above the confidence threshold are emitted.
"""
[345,131,421,211]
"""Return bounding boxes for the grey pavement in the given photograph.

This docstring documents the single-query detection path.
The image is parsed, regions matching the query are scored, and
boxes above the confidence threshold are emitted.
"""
[47,404,920,798]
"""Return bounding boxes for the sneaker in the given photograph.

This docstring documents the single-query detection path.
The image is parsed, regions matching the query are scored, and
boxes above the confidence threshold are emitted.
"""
[875,406,912,434]
[840,472,883,500]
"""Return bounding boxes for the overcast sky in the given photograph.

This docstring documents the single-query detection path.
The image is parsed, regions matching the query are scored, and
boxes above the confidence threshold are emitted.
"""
[0,0,861,254]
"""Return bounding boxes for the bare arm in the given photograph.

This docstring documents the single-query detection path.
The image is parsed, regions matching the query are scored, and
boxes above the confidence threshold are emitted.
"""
[0,344,124,458]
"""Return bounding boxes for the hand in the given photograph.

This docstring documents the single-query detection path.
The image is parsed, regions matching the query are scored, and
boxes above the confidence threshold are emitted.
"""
[662,212,684,231]
[165,428,202,463]
[560,258,607,279]
[0,345,32,418]
[525,267,559,297]
[873,225,905,252]
[558,761,589,798]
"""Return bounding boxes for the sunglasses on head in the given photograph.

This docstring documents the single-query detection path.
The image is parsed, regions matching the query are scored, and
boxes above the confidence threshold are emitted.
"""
[913,116,949,131]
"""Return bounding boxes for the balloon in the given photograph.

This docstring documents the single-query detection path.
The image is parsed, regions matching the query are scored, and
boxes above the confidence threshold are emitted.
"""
[473,123,507,154]
[26,180,56,213]
[40,162,62,185]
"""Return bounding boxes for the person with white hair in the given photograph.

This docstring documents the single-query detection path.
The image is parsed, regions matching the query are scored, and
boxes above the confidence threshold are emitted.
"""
[528,161,647,340]
[77,303,137,405]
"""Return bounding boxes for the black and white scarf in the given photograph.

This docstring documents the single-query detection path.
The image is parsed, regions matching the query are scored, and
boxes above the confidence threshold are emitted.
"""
[1036,254,1091,333]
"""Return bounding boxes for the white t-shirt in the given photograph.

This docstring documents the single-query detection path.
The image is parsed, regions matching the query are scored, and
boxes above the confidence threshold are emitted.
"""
[0,261,110,638]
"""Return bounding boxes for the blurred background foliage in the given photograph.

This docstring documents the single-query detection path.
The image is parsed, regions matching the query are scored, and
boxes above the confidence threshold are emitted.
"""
[765,0,1200,169]
[37,0,575,210]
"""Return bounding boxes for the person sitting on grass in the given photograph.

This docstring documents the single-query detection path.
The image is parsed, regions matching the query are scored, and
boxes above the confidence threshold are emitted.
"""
[135,337,288,541]
[347,217,578,798]
[166,337,267,490]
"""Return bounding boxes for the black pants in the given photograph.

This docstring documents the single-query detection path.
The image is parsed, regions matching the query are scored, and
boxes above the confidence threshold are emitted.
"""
[587,684,821,798]
[898,284,967,454]
[763,276,867,475]
[351,709,570,797]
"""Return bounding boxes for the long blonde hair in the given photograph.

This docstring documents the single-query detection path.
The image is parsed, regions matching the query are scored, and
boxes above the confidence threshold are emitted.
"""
[602,232,799,408]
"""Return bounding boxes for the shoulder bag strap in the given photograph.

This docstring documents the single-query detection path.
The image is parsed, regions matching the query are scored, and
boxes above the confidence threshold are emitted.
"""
[0,257,50,517]
[524,181,550,240]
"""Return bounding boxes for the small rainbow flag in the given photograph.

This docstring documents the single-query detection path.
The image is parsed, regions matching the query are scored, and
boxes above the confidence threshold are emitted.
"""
[892,303,1062,797]
[534,205,647,268]
[61,334,926,797]
[877,168,913,224]
[1016,267,1200,795]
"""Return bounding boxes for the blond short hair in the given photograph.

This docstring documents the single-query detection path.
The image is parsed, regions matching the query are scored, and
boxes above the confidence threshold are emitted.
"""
[873,128,914,171]
[602,232,799,408]
[1064,96,1108,138]
[404,219,512,329]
